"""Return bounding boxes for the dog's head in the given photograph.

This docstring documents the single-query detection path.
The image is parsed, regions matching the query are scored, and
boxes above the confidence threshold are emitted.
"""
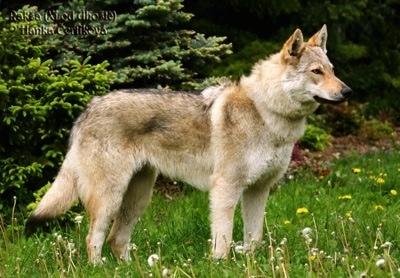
[281,25,352,104]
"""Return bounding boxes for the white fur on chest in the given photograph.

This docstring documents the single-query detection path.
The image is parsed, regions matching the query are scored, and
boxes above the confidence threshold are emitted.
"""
[243,126,297,186]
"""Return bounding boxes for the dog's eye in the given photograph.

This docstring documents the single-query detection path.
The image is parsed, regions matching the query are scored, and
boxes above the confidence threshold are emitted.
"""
[311,69,323,75]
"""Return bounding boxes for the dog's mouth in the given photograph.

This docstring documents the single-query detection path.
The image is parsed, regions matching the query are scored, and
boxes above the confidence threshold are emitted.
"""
[313,87,353,104]
[313,96,347,105]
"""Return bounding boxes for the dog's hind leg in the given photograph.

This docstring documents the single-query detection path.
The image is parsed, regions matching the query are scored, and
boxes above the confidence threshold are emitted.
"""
[241,181,271,252]
[84,164,136,264]
[107,164,157,261]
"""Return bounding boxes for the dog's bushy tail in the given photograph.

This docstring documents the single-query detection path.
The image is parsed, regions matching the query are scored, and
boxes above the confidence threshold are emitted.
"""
[25,161,78,236]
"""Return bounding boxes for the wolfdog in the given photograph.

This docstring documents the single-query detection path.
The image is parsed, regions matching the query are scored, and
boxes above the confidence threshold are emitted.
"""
[25,25,352,263]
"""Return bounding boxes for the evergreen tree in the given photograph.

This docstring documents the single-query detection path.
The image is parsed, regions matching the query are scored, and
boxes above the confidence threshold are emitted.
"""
[43,0,232,89]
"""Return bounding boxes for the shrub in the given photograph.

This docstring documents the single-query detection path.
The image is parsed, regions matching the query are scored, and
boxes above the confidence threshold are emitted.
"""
[0,8,115,213]
[358,119,394,141]
[300,124,332,152]
[321,102,364,136]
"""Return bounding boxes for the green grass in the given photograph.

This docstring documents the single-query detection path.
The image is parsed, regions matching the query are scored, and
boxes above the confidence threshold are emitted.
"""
[1,151,400,277]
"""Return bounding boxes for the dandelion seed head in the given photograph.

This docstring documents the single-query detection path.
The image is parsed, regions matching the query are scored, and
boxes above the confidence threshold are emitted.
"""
[376,258,385,267]
[381,241,392,249]
[56,234,62,242]
[162,268,170,277]
[67,242,75,250]
[234,245,245,254]
[74,215,84,224]
[301,227,312,237]
[147,254,159,267]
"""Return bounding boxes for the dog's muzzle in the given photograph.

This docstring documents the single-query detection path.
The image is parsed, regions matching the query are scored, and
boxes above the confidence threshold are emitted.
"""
[314,86,353,104]
[340,87,353,99]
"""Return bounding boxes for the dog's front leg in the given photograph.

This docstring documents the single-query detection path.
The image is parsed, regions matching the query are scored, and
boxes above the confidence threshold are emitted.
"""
[241,182,271,252]
[209,175,242,258]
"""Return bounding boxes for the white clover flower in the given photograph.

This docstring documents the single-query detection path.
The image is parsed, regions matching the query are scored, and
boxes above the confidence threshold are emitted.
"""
[376,258,385,267]
[147,254,159,267]
[74,215,84,224]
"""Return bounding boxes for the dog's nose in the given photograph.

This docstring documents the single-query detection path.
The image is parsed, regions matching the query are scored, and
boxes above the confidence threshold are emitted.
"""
[341,87,353,98]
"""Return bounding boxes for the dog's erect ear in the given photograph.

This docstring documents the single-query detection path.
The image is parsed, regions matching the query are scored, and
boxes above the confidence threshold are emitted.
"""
[307,24,328,53]
[282,29,304,62]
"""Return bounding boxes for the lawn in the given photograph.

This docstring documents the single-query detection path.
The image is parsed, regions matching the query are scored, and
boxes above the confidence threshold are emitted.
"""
[1,151,399,277]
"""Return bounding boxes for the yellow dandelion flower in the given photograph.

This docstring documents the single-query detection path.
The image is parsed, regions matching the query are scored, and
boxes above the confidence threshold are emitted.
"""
[390,189,397,196]
[297,207,309,214]
[309,255,316,261]
[339,195,352,200]
[374,205,384,211]
[284,220,291,225]
[352,168,361,173]
[346,211,352,217]
[376,177,385,184]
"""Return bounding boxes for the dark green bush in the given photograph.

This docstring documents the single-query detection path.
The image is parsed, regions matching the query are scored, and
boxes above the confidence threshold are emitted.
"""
[0,8,115,213]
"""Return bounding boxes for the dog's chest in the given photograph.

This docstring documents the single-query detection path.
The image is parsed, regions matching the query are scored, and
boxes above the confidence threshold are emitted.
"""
[241,118,303,185]
[245,138,294,183]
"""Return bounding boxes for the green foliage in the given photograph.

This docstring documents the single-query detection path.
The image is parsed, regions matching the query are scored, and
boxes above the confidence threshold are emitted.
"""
[321,103,364,136]
[358,119,394,141]
[301,124,332,151]
[41,0,232,89]
[211,40,280,78]
[0,9,115,212]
